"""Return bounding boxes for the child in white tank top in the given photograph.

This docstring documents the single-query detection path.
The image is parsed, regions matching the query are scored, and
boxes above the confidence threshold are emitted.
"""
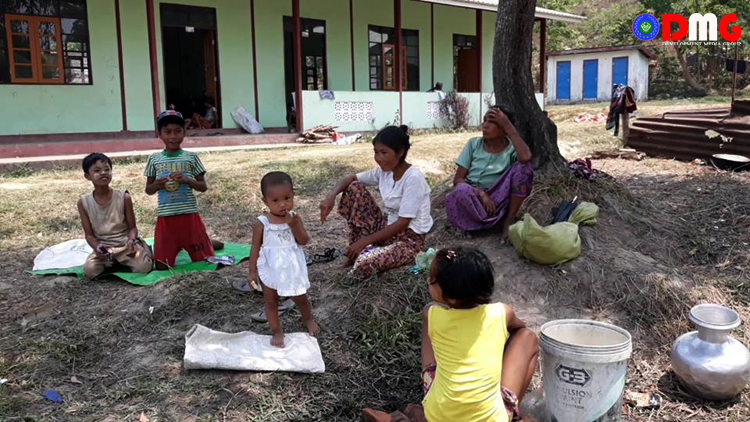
[78,153,152,279]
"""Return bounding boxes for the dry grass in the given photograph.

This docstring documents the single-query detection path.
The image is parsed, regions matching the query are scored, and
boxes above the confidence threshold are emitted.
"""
[548,97,736,160]
[2,97,750,421]
[0,132,470,421]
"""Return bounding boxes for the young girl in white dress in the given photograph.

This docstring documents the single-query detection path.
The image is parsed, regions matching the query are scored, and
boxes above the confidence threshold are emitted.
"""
[248,171,320,347]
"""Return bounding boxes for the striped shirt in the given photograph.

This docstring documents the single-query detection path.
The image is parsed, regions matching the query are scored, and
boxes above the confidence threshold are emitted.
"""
[144,150,206,217]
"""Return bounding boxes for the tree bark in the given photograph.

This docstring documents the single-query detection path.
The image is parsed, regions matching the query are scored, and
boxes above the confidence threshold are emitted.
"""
[672,44,707,95]
[493,0,564,170]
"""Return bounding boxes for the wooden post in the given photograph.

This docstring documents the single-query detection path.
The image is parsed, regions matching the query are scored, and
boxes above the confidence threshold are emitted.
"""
[430,3,434,89]
[731,44,739,104]
[476,10,482,93]
[251,0,260,121]
[114,0,128,131]
[395,0,402,124]
[622,108,630,146]
[145,0,160,130]
[539,18,546,94]
[293,0,303,132]
[349,0,356,90]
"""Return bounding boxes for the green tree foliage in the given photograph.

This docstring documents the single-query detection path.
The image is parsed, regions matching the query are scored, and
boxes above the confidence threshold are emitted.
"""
[641,0,750,95]
[541,0,750,96]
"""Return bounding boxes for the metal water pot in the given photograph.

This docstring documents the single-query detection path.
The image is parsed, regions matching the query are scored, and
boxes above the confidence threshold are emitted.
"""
[671,304,750,401]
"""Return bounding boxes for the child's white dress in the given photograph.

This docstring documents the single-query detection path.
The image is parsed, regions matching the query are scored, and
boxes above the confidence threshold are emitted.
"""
[256,214,310,297]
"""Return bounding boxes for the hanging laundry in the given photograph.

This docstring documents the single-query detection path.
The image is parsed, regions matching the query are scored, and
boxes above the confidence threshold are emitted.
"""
[606,85,636,136]
[725,59,747,74]
[319,90,336,100]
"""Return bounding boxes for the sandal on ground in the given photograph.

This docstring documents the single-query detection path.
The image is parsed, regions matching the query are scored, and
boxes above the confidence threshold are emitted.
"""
[306,248,342,266]
[233,278,262,294]
[250,298,295,322]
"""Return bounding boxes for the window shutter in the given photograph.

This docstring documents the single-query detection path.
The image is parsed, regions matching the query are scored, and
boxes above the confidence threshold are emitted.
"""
[6,14,64,84]
[7,15,38,83]
[36,16,64,84]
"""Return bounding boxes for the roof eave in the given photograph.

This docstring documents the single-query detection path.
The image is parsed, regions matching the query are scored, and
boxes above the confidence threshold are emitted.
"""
[418,0,585,23]
[534,6,585,23]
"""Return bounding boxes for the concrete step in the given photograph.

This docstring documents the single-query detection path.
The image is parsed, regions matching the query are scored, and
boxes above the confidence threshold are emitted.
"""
[0,132,299,160]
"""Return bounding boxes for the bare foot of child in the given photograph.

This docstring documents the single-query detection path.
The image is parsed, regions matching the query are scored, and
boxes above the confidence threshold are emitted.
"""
[271,332,285,348]
[305,319,321,336]
[211,239,224,251]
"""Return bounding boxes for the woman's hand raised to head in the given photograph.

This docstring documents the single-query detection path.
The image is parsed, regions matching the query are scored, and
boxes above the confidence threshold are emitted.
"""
[487,108,513,132]
[319,195,335,224]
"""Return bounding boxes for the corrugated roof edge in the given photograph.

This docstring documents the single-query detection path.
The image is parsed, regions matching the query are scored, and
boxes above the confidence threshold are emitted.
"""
[548,45,658,60]
[418,0,585,23]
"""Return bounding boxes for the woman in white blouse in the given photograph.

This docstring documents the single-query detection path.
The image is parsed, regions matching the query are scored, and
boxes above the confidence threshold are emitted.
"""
[320,125,433,279]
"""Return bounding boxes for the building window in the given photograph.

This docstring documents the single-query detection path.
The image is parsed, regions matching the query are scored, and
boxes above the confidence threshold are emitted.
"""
[0,0,91,85]
[368,25,418,91]
[283,17,327,92]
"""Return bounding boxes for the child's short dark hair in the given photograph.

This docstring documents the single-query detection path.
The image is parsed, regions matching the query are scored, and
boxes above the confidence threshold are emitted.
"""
[82,153,112,174]
[373,125,410,162]
[260,171,294,197]
[431,247,494,308]
[157,115,186,133]
[490,104,515,125]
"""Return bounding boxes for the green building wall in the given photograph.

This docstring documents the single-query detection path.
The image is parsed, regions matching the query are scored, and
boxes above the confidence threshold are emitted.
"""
[0,0,529,137]
[0,0,124,135]
[120,0,155,132]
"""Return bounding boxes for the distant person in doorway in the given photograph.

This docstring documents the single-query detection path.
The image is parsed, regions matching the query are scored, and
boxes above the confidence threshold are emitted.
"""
[428,82,446,100]
[189,98,218,129]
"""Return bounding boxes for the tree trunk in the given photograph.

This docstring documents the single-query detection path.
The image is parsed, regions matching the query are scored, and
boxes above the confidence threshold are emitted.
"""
[673,44,707,95]
[493,0,564,170]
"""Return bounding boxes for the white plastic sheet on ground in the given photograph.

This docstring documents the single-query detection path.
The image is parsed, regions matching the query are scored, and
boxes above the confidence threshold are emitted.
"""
[231,106,264,134]
[183,324,325,373]
[33,239,92,271]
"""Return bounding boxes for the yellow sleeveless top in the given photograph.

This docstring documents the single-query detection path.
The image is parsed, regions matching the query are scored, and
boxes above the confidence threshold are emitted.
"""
[422,302,510,422]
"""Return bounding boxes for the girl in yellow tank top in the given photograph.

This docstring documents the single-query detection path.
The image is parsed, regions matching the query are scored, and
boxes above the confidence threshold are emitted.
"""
[420,247,540,422]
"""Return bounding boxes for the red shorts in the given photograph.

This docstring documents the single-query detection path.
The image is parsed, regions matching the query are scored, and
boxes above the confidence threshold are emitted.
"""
[154,213,214,266]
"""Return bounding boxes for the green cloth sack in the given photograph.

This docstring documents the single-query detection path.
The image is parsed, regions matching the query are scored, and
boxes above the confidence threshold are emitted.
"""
[509,214,581,265]
[569,201,599,226]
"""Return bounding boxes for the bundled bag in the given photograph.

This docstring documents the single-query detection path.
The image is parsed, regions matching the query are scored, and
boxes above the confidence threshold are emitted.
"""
[231,106,264,134]
[569,201,599,226]
[509,215,581,265]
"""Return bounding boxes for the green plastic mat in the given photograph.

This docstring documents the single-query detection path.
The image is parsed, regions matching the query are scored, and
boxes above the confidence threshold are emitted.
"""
[30,238,250,286]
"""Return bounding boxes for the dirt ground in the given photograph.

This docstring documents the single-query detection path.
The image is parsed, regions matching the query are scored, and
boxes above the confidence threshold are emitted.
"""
[1,98,749,421]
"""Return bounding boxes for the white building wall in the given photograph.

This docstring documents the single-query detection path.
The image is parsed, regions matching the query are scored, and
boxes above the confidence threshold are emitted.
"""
[547,50,650,104]
[633,53,650,101]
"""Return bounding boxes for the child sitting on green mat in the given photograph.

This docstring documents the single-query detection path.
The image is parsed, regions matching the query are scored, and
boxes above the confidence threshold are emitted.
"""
[78,153,153,279]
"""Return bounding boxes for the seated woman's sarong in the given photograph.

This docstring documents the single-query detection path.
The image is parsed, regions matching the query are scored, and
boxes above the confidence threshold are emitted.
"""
[445,162,533,231]
[339,182,425,278]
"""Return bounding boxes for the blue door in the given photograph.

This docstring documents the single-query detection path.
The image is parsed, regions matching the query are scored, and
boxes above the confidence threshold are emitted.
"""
[612,57,628,86]
[583,60,598,100]
[556,61,571,100]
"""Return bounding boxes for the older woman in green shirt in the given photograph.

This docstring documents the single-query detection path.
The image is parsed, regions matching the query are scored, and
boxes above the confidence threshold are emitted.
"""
[445,105,533,236]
